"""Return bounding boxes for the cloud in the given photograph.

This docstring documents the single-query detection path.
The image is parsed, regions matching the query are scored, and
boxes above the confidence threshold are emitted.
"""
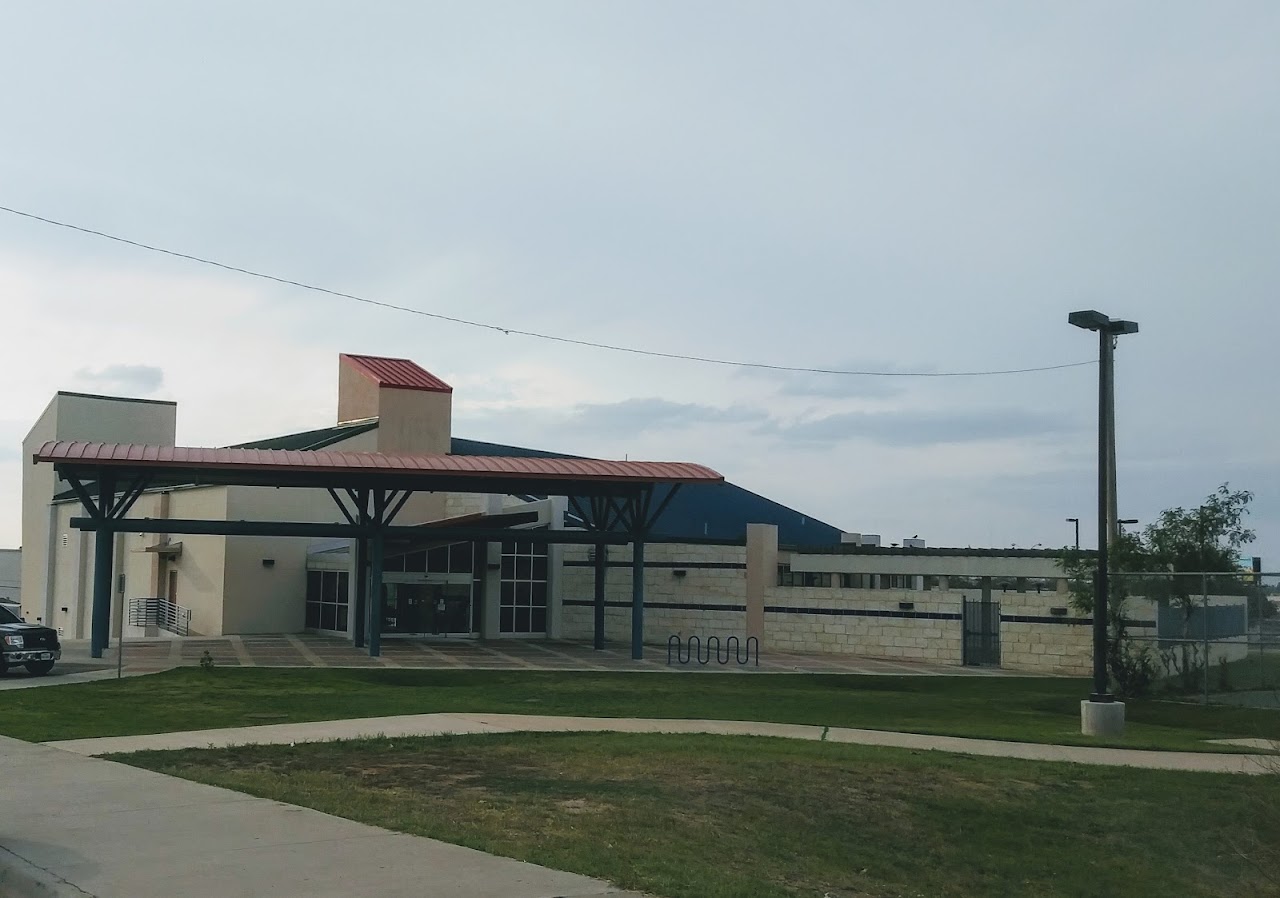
[72,364,164,397]
[738,364,908,400]
[766,408,1075,447]
[563,398,769,437]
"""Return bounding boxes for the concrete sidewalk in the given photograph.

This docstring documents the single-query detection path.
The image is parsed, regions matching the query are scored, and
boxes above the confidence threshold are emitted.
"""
[0,735,644,898]
[46,712,1277,774]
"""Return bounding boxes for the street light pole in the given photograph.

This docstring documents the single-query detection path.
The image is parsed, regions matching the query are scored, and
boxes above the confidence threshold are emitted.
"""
[1069,310,1138,735]
[1095,322,1113,700]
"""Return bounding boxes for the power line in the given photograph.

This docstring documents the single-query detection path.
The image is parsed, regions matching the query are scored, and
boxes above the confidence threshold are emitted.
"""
[0,203,1096,378]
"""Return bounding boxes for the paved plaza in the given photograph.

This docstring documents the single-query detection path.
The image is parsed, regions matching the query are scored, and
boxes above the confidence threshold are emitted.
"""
[38,634,1016,679]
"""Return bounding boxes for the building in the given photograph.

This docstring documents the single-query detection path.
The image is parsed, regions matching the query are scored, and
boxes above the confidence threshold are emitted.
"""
[20,351,1171,675]
[0,548,19,605]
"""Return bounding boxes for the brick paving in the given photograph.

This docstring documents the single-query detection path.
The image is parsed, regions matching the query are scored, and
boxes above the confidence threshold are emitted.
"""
[56,634,1019,677]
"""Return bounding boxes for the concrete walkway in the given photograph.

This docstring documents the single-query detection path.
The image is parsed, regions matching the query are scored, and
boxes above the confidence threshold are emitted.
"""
[0,734,644,898]
[46,712,1277,774]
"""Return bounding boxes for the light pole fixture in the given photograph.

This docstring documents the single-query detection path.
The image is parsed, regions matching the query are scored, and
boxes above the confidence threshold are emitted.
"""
[1066,517,1080,550]
[1069,309,1139,727]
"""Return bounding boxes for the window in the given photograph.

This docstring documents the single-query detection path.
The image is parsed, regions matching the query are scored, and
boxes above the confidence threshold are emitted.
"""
[306,570,350,632]
[499,540,547,634]
[839,573,869,589]
[777,565,831,588]
[881,574,915,590]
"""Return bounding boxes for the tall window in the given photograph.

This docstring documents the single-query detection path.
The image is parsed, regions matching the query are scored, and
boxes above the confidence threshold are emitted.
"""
[306,570,349,631]
[500,540,547,634]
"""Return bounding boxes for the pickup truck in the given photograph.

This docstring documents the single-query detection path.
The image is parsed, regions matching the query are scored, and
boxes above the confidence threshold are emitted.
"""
[0,604,60,676]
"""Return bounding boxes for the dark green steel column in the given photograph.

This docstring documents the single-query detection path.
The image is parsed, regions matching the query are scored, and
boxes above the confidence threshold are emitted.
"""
[353,538,368,648]
[367,531,383,657]
[630,539,645,660]
[90,527,114,659]
[593,543,607,650]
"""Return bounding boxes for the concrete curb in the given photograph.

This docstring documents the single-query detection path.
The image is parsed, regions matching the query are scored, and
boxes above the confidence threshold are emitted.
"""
[0,845,94,898]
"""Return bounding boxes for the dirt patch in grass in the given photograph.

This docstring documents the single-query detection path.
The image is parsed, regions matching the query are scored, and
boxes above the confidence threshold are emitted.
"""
[117,731,1280,898]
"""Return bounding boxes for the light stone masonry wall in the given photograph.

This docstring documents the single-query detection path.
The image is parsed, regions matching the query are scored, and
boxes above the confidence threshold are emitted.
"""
[560,543,748,645]
[557,537,1137,674]
[764,588,963,663]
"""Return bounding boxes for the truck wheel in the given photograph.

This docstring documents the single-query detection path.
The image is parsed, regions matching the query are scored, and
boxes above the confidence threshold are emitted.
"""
[24,661,54,676]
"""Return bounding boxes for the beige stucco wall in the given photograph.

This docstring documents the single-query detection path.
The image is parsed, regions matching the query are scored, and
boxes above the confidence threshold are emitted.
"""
[20,392,176,625]
[375,388,451,455]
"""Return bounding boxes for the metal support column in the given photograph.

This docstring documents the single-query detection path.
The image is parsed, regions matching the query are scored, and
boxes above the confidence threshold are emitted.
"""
[367,531,383,657]
[90,526,115,659]
[353,538,368,648]
[593,543,607,650]
[630,538,645,660]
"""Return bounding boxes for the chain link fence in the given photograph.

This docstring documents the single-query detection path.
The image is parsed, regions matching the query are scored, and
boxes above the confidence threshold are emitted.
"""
[1111,571,1279,706]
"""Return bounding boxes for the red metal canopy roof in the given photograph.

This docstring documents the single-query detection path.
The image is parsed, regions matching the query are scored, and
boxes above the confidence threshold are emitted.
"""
[33,442,723,485]
[341,353,453,393]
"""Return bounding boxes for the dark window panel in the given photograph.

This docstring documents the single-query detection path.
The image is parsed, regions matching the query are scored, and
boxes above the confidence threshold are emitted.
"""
[532,555,548,581]
[449,542,472,573]
[427,546,449,573]
[500,607,515,633]
[500,582,515,605]
[530,607,547,633]
[337,606,349,632]
[531,582,548,607]
[405,550,427,573]
[305,602,321,629]
[320,603,337,631]
[515,607,531,633]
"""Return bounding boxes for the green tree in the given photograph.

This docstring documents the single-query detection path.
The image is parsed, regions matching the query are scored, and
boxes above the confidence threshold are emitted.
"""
[1059,485,1255,696]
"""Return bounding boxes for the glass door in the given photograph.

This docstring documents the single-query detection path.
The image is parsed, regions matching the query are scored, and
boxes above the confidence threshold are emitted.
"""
[382,580,473,636]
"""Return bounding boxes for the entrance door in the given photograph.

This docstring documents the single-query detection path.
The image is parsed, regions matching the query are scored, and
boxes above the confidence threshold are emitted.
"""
[962,597,1001,666]
[383,582,473,636]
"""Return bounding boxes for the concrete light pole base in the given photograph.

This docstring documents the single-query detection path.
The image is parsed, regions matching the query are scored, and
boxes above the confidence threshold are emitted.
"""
[1081,700,1126,737]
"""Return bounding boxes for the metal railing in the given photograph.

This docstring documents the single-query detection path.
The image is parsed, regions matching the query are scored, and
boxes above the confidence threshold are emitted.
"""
[128,597,191,636]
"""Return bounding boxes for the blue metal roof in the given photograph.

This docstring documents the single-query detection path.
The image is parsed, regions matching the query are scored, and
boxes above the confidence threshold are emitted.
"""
[450,437,843,545]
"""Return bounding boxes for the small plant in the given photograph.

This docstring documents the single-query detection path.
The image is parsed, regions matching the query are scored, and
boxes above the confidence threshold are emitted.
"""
[1216,655,1233,692]
[199,650,215,671]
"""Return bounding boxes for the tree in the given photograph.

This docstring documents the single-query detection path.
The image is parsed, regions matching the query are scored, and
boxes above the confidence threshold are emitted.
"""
[1060,484,1255,697]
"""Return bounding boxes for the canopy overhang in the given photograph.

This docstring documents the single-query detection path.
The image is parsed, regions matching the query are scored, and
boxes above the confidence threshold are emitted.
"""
[34,441,725,661]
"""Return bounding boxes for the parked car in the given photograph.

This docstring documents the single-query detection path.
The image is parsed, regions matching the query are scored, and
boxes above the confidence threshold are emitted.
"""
[0,603,60,676]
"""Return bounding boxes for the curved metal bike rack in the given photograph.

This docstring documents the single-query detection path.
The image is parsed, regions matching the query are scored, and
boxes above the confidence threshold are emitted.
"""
[666,633,759,667]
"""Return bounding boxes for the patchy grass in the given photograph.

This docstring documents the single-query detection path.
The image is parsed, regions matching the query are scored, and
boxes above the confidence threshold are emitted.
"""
[116,732,1280,898]
[4,667,1279,749]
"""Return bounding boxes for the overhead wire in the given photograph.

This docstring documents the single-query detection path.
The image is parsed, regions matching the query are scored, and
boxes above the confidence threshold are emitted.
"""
[0,204,1096,378]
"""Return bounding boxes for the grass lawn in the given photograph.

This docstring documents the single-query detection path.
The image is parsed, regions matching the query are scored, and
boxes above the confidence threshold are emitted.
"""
[4,668,1279,749]
[115,732,1280,898]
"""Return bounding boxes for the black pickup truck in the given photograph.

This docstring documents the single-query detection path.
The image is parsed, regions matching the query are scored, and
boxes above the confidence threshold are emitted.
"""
[0,604,60,676]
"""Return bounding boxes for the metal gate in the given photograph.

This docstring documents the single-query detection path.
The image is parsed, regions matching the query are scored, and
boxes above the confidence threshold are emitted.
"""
[962,598,1001,666]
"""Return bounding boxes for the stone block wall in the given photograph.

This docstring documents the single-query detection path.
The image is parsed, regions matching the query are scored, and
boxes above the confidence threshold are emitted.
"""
[555,538,1134,675]
[560,543,749,644]
[763,589,963,663]
[998,588,1095,675]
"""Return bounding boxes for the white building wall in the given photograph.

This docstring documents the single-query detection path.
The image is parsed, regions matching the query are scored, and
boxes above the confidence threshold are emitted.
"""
[21,392,177,626]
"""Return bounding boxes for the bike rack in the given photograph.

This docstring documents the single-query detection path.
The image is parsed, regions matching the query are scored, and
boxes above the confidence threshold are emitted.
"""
[666,634,759,667]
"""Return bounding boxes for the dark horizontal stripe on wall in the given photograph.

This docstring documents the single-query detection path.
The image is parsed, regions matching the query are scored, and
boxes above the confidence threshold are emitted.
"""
[563,599,746,613]
[765,605,961,621]
[1001,615,1156,627]
[563,560,746,571]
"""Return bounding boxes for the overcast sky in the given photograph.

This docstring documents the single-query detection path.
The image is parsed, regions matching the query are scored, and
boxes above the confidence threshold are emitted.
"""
[2,2,1277,558]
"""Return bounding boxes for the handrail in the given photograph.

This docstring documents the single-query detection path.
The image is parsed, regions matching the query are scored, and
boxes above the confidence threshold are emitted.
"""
[127,597,191,636]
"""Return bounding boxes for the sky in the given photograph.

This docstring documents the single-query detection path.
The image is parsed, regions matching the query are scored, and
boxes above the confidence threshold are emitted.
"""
[2,2,1277,558]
